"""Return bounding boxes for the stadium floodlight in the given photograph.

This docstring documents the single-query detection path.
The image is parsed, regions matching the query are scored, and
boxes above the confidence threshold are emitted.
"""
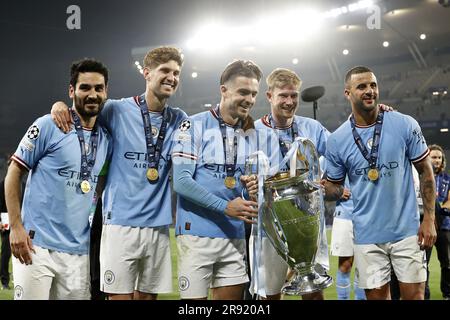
[343,49,350,55]
[186,22,229,52]
[185,7,324,51]
[325,0,374,17]
[253,8,323,45]
[383,41,389,47]
[191,72,198,79]
[420,33,427,40]
[292,58,299,65]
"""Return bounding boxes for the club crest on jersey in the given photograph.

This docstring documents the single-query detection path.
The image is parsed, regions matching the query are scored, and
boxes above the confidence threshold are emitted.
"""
[104,270,115,285]
[14,285,24,300]
[178,119,191,132]
[367,138,373,150]
[152,126,159,137]
[178,276,190,291]
[26,125,40,140]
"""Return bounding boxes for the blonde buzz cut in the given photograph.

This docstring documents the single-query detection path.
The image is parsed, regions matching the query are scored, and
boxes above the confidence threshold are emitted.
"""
[266,68,302,92]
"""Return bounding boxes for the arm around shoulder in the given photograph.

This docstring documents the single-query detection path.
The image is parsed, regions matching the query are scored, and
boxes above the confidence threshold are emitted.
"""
[50,101,72,133]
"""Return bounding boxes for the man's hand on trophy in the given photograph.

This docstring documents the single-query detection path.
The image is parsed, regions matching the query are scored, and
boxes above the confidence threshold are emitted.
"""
[341,188,351,201]
[225,198,258,224]
[240,174,258,200]
[321,179,344,201]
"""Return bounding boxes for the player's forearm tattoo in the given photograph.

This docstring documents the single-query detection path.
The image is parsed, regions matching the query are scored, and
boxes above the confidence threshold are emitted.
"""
[324,183,344,201]
[420,171,436,218]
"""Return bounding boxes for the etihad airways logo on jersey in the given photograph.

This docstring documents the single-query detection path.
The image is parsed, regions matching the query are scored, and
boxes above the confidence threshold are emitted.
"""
[204,164,245,174]
[354,161,399,180]
[124,152,170,169]
[57,169,99,188]
[204,164,245,181]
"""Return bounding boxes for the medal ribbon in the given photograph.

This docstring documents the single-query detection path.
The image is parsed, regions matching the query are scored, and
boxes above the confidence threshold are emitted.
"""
[350,111,384,172]
[137,94,168,172]
[268,113,299,159]
[70,109,99,185]
[215,106,239,178]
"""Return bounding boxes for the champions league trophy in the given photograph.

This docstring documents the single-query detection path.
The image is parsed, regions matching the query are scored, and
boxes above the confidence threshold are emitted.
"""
[246,137,332,295]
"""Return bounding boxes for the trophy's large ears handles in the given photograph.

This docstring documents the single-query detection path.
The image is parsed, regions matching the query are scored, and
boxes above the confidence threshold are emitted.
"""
[245,151,270,176]
[294,137,320,185]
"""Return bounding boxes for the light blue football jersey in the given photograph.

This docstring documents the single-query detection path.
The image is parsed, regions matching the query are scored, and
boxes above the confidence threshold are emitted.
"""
[172,109,257,239]
[255,114,330,170]
[100,96,187,227]
[326,111,429,244]
[12,115,110,255]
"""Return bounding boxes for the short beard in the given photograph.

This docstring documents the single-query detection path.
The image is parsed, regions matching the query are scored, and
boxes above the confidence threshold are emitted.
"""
[355,98,377,112]
[433,165,442,175]
[74,95,104,118]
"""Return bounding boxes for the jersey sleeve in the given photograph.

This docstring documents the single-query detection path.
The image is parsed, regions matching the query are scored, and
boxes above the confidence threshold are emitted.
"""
[171,118,200,164]
[404,116,429,163]
[11,116,54,171]
[316,124,331,158]
[172,118,228,213]
[325,134,346,182]
[98,99,114,132]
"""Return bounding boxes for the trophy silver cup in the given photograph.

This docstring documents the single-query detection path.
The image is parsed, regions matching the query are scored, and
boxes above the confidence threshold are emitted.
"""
[246,138,332,295]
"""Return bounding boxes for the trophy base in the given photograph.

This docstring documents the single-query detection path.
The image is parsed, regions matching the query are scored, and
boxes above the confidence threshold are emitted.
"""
[282,271,332,295]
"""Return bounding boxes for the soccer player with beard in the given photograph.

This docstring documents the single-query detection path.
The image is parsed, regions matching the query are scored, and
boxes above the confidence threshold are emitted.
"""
[50,47,187,300]
[324,66,436,300]
[5,59,111,299]
[171,60,260,300]
[251,68,331,300]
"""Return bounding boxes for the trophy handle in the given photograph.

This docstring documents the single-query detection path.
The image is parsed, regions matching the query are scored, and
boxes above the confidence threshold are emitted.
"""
[295,137,321,187]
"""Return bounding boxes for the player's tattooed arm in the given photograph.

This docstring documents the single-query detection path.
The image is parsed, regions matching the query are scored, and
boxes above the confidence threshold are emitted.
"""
[322,179,344,201]
[414,156,436,219]
[414,156,437,249]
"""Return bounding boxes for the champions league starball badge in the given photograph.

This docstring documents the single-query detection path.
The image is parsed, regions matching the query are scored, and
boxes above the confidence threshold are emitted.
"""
[178,119,191,132]
[26,125,40,140]
[80,180,91,193]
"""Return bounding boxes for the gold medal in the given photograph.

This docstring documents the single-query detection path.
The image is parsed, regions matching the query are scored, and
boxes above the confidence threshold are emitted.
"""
[224,176,236,189]
[80,180,91,194]
[146,168,159,182]
[367,168,379,181]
